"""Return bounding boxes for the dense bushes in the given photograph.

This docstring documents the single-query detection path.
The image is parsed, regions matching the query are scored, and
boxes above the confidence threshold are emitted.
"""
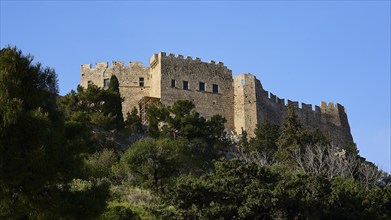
[1,46,390,219]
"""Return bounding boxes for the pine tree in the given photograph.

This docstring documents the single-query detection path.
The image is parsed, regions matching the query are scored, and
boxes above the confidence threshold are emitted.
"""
[249,120,280,158]
[107,75,124,128]
[0,46,109,218]
[125,107,143,134]
[108,74,120,93]
[276,107,308,163]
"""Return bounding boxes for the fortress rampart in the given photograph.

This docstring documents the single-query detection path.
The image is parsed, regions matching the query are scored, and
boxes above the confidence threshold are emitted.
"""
[81,52,353,147]
[234,74,353,147]
[81,61,150,115]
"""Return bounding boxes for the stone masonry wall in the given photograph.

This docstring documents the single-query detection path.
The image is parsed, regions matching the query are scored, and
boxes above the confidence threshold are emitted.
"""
[80,61,151,116]
[157,52,235,131]
[149,53,162,98]
[233,74,258,135]
[234,73,353,147]
[81,54,354,147]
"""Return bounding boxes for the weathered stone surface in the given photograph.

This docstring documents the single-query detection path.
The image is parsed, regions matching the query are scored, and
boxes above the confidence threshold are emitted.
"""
[81,61,151,116]
[234,73,353,147]
[81,53,354,147]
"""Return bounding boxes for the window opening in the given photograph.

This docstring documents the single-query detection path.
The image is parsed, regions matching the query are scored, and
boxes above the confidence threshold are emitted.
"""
[171,79,176,87]
[183,81,189,90]
[212,84,219,93]
[199,82,205,91]
[139,77,144,87]
[104,79,110,88]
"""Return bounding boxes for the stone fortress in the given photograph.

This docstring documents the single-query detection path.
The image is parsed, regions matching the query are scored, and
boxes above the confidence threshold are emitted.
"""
[81,52,353,147]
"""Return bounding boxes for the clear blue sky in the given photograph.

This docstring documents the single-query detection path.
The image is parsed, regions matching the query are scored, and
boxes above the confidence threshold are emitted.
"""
[1,1,390,172]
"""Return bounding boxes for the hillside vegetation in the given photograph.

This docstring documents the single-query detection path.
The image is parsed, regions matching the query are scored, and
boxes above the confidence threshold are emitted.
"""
[1,46,390,219]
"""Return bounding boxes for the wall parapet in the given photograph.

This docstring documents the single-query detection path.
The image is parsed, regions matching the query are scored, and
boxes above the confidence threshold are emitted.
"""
[258,86,347,115]
[81,54,352,147]
[80,61,148,68]
[157,51,230,72]
[80,60,149,75]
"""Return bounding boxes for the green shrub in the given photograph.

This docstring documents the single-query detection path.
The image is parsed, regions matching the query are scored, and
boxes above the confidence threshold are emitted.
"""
[100,204,140,220]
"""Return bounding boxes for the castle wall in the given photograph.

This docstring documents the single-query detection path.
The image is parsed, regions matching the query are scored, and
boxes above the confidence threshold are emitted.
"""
[235,73,353,147]
[149,53,162,98]
[157,53,235,130]
[80,61,151,116]
[80,53,353,147]
[233,74,258,135]
[316,102,353,147]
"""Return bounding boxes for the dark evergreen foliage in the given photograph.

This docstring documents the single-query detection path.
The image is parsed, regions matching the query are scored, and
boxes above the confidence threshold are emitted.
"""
[0,46,109,219]
[108,75,124,128]
[125,107,143,134]
[248,120,280,158]
[1,46,389,219]
[146,100,228,166]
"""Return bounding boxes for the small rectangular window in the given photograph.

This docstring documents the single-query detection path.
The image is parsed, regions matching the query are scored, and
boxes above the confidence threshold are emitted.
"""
[183,81,189,90]
[212,84,219,93]
[139,77,144,87]
[199,82,205,91]
[171,79,176,87]
[104,79,110,88]
[88,81,93,87]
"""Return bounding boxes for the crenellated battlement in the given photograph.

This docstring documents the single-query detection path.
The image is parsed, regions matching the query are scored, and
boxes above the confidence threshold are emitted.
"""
[234,73,348,123]
[156,51,229,70]
[80,53,353,147]
[80,61,149,76]
[81,63,92,70]
[258,86,347,115]
[287,100,299,109]
[81,61,147,69]
[301,103,312,111]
